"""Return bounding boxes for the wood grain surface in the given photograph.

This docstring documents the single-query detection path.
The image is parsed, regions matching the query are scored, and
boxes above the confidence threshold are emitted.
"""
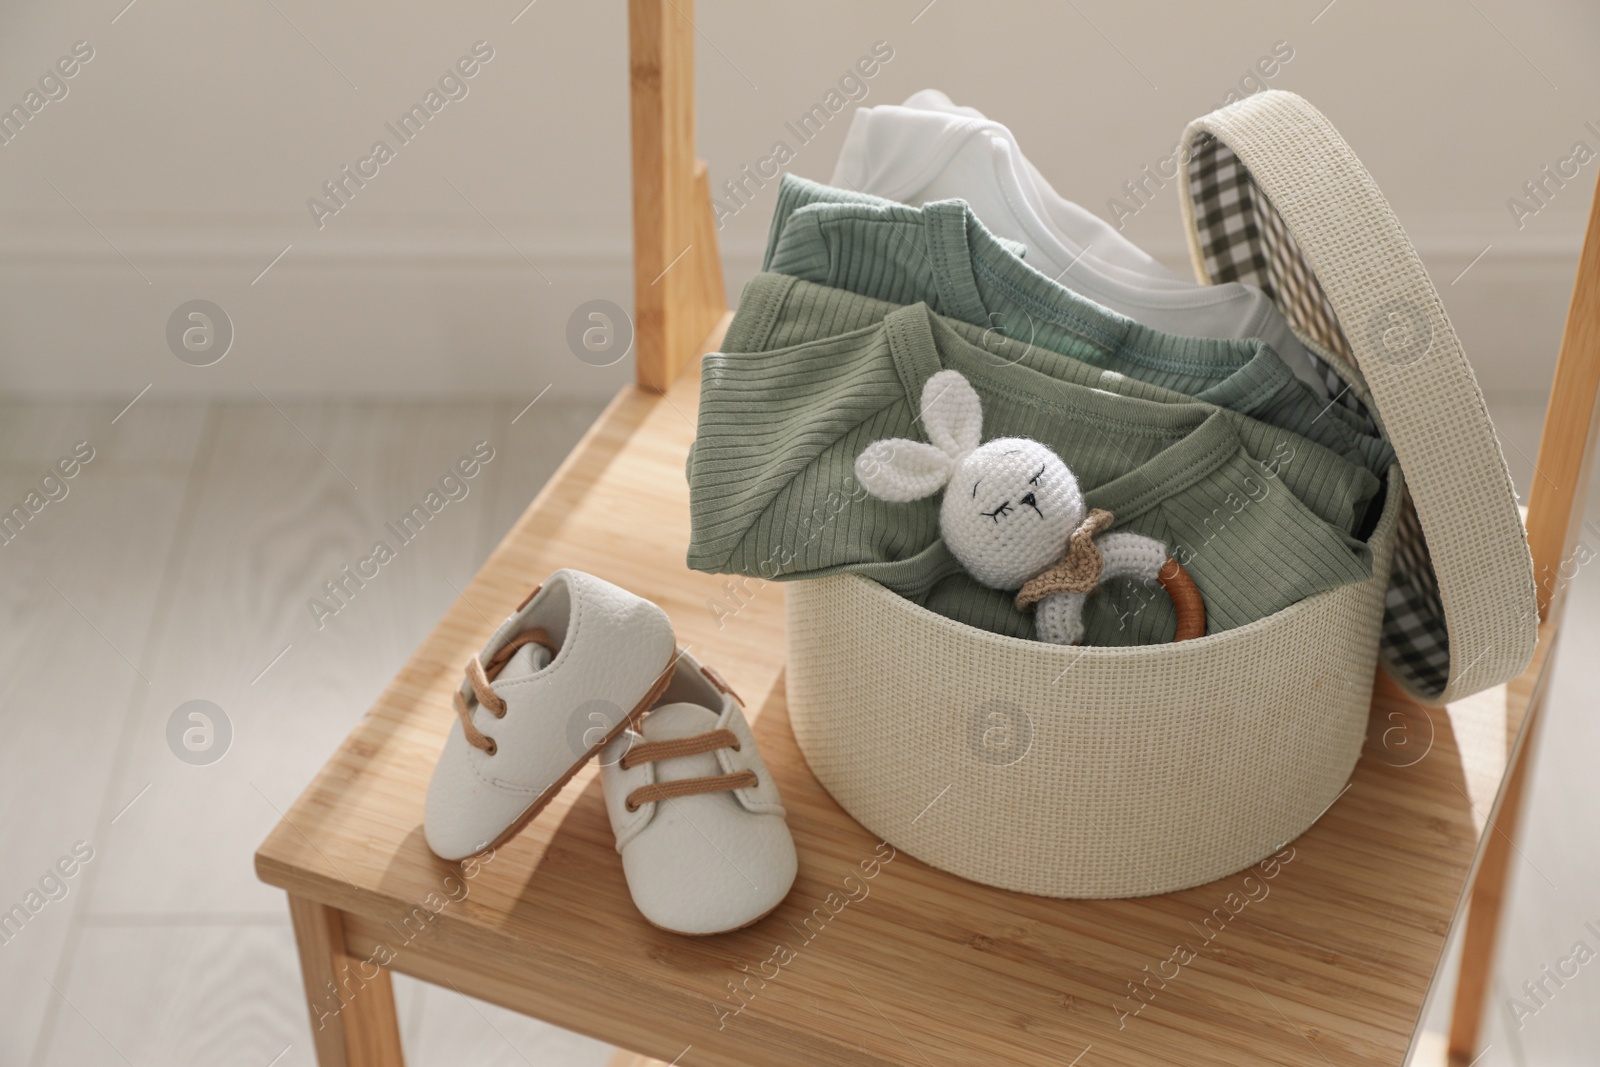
[7,397,613,1067]
[254,334,1557,1065]
[0,401,209,1067]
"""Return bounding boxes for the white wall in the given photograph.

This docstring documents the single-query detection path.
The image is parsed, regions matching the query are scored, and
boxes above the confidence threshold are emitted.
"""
[0,0,1596,400]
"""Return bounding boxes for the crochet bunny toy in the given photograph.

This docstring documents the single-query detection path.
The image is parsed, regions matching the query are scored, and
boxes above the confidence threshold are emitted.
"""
[854,370,1205,645]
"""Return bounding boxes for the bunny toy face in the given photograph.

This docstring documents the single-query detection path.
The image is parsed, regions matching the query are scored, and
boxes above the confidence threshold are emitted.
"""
[940,439,1082,589]
[854,369,1086,592]
[854,368,1199,646]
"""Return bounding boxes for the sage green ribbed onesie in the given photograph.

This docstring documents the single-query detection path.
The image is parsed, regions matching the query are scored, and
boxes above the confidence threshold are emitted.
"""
[689,302,1381,644]
[723,270,1393,482]
[759,174,1392,478]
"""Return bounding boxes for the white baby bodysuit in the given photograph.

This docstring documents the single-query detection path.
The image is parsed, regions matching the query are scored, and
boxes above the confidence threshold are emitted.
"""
[875,89,1184,287]
[830,91,1329,395]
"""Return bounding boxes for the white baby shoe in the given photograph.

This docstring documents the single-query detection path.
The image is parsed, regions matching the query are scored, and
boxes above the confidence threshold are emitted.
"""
[600,653,797,935]
[424,569,678,861]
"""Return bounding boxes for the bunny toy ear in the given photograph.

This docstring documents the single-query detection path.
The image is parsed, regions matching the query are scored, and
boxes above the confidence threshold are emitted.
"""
[855,369,986,503]
[918,370,983,461]
[855,439,954,502]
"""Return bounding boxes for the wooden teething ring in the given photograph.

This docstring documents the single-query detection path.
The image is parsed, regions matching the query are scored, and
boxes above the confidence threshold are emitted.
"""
[1156,558,1206,642]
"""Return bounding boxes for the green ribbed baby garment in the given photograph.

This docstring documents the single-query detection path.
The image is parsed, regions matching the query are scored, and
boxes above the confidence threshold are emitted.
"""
[690,302,1379,644]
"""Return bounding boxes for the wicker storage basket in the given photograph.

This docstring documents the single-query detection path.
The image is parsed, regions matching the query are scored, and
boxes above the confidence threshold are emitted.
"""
[785,90,1538,898]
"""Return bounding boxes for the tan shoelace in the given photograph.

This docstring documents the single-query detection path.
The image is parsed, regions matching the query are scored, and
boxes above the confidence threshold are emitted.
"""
[454,629,558,756]
[620,727,758,812]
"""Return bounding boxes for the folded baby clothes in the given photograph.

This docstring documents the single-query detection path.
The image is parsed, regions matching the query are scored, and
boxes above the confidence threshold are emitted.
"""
[750,182,1389,480]
[825,102,1333,399]
[760,175,1390,478]
[690,302,1379,644]
[720,271,1394,486]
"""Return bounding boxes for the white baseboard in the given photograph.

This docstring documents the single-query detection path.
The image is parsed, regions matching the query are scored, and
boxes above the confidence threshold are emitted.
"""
[0,210,638,401]
[0,210,1584,399]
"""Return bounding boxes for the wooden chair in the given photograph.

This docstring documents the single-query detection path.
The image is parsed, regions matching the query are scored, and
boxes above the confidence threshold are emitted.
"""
[1444,161,1600,1064]
[254,2,1600,1063]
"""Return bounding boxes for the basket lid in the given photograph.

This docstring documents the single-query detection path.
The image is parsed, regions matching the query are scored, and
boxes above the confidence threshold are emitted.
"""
[1177,90,1536,704]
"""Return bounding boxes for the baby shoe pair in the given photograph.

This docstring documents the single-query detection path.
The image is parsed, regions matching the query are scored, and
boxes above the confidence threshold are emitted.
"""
[423,569,797,935]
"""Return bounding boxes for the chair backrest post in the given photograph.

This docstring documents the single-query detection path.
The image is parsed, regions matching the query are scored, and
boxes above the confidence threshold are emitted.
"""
[1448,169,1600,1067]
[628,0,728,393]
[1525,169,1600,622]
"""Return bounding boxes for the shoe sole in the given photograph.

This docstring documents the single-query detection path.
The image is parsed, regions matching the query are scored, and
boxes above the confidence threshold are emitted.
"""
[470,651,681,856]
[640,895,787,937]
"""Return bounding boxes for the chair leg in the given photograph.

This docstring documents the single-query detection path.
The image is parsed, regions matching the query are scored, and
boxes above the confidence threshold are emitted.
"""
[1446,687,1548,1065]
[289,895,406,1067]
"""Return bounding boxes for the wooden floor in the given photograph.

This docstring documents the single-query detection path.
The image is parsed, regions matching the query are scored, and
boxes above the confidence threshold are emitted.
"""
[1,392,1595,1067]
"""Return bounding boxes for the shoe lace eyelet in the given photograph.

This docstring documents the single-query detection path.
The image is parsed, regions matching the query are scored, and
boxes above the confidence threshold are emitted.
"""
[483,738,498,756]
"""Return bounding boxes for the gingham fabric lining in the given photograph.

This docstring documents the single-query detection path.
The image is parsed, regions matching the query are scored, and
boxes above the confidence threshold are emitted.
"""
[1187,134,1368,417]
[1187,132,1451,698]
